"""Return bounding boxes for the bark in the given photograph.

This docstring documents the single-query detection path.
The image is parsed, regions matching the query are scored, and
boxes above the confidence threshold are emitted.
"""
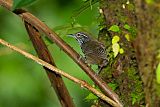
[134,0,160,106]
[98,0,145,106]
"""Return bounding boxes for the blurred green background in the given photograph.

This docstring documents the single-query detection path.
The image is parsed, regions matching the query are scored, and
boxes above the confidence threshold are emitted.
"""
[0,0,99,107]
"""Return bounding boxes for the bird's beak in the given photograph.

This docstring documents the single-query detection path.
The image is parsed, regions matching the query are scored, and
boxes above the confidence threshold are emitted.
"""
[67,34,75,38]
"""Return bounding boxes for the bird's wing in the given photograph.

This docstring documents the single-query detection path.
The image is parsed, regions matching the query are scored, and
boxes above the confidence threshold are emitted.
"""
[82,40,107,59]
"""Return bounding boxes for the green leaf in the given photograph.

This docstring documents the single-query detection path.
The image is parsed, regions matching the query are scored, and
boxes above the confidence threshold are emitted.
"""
[108,25,120,32]
[119,48,124,54]
[112,35,120,44]
[13,0,37,10]
[108,83,118,91]
[131,93,138,105]
[156,63,160,84]
[125,34,130,41]
[124,24,131,30]
[112,43,120,57]
[44,36,53,44]
[85,93,98,101]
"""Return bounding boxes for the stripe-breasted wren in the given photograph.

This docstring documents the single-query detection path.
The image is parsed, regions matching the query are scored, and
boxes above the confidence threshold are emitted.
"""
[69,32,108,71]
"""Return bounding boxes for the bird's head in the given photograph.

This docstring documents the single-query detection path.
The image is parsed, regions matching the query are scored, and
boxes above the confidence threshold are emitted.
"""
[68,32,90,45]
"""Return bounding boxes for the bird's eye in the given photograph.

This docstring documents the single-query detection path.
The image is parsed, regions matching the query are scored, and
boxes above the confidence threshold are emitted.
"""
[77,33,81,37]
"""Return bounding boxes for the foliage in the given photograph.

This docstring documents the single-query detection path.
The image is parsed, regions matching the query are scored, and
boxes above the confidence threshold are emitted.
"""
[85,93,98,101]
[124,24,131,30]
[0,0,99,107]
[13,0,37,10]
[85,85,99,101]
[112,43,120,57]
[112,35,120,44]
[127,68,144,105]
[131,92,142,105]
[108,83,118,91]
[108,25,120,33]
[123,24,137,39]
[124,34,130,41]
[71,0,99,18]
[85,83,118,102]
[111,35,124,57]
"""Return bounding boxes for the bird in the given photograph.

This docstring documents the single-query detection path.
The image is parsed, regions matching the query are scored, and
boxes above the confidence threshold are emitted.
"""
[68,32,108,72]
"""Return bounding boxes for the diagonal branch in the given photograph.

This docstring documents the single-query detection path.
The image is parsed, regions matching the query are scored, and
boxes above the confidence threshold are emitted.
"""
[0,38,120,107]
[24,22,75,107]
[0,0,122,106]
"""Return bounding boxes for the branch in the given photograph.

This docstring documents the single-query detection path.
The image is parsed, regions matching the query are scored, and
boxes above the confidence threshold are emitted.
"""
[0,38,120,107]
[0,0,122,106]
[24,22,75,107]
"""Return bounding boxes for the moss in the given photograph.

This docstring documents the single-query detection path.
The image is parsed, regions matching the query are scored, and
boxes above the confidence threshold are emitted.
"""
[127,67,144,105]
[100,65,113,79]
[127,3,135,11]
[99,0,145,106]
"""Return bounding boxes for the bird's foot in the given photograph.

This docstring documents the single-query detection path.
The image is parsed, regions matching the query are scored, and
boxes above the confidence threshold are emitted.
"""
[78,54,87,63]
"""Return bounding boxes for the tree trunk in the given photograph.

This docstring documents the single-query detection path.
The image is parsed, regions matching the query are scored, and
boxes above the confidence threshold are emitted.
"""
[98,0,145,106]
[134,0,160,106]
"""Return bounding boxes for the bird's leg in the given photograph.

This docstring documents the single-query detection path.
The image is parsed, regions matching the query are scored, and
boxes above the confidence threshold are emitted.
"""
[97,66,104,74]
[97,59,108,74]
[78,54,86,63]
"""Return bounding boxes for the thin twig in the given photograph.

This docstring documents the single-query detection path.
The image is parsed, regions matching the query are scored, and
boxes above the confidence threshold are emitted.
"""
[0,38,120,107]
[24,22,75,107]
[0,0,123,106]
